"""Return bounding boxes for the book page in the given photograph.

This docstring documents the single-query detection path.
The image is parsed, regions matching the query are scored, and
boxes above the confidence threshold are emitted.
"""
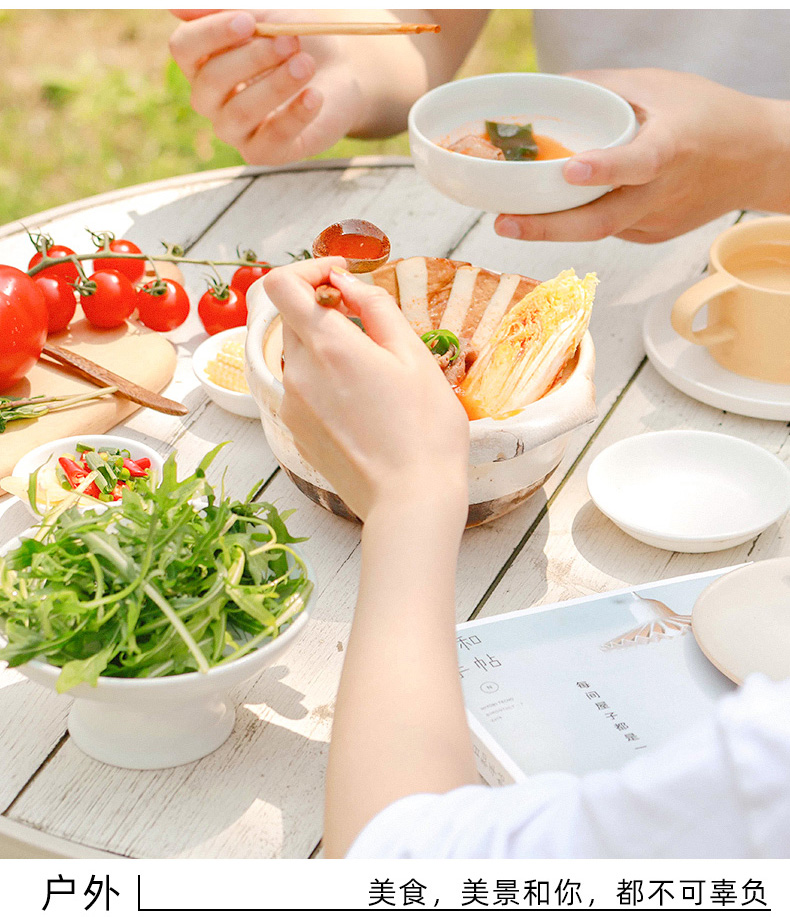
[458,568,739,780]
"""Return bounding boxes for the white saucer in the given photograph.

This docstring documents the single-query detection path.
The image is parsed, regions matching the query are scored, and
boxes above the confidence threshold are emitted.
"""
[587,431,790,553]
[692,557,790,684]
[643,297,790,421]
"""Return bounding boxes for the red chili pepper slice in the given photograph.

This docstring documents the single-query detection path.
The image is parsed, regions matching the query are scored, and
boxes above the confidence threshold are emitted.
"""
[84,480,102,499]
[58,457,86,488]
[122,458,148,478]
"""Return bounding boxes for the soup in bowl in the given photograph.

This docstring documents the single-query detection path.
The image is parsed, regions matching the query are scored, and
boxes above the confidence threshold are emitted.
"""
[408,73,638,214]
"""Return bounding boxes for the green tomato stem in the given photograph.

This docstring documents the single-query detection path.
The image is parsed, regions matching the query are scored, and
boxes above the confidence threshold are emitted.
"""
[27,250,279,279]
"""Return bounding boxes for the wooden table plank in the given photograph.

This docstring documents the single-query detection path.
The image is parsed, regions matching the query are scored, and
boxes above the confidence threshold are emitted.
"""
[0,174,254,271]
[187,160,482,268]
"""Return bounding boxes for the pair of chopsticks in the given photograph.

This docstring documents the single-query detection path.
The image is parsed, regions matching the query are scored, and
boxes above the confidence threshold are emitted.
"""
[255,22,440,38]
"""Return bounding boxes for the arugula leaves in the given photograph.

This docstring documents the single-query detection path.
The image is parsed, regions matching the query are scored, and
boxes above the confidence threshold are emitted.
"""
[0,446,311,692]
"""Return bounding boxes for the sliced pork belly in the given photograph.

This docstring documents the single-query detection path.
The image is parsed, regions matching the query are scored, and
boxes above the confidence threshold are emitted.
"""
[370,257,462,336]
[368,257,541,385]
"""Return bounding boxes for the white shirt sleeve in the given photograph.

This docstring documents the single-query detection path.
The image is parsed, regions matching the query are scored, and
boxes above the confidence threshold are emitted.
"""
[348,675,790,858]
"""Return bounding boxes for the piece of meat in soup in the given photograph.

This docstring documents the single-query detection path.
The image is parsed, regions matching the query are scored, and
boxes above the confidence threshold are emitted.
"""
[446,134,505,161]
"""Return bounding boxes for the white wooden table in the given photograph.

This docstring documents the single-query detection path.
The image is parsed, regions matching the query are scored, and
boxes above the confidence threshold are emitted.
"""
[0,158,787,858]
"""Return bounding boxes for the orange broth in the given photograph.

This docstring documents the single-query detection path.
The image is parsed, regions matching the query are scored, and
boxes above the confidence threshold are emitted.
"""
[532,134,574,160]
[325,232,386,260]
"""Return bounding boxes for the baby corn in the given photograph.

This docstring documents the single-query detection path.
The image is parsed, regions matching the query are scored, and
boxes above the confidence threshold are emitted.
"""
[205,341,250,394]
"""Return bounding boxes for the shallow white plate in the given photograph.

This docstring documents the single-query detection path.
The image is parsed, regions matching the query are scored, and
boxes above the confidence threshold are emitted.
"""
[193,326,258,419]
[643,296,790,421]
[693,557,790,684]
[11,434,164,519]
[587,431,790,553]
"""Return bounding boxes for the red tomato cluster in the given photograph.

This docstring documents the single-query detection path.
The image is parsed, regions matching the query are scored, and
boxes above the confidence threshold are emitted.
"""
[0,230,272,393]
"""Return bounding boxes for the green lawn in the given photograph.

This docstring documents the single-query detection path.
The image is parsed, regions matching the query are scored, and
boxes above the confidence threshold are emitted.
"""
[0,10,534,227]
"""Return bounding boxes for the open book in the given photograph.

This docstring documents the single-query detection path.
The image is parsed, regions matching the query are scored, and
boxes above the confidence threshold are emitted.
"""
[457,566,742,786]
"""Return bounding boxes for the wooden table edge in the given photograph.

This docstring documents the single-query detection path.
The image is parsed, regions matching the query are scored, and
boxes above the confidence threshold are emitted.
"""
[0,156,416,241]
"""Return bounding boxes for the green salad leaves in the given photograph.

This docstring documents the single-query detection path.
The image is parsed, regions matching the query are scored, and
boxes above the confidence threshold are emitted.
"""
[0,444,311,692]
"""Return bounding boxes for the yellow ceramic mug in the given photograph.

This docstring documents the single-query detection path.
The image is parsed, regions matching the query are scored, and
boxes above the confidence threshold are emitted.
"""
[671,216,790,384]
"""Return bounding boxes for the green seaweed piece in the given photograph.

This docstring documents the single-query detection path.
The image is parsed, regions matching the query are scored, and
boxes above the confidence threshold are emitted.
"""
[485,120,539,161]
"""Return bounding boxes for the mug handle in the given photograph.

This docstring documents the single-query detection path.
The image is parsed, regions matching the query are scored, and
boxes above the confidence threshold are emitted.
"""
[671,272,738,346]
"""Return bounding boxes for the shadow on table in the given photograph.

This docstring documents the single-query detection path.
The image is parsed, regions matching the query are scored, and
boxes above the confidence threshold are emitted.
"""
[240,665,309,721]
[569,499,742,585]
[9,686,330,859]
[463,486,552,616]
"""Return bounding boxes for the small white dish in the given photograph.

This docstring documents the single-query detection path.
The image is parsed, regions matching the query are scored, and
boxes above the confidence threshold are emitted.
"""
[10,434,164,519]
[587,431,790,553]
[408,73,637,214]
[693,557,790,684]
[644,297,790,421]
[193,326,258,418]
[0,529,313,769]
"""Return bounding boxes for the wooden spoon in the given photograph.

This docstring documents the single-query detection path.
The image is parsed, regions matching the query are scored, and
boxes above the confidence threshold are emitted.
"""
[41,344,188,416]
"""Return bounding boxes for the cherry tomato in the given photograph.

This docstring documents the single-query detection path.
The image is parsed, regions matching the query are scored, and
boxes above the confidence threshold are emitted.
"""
[0,265,48,392]
[28,244,80,285]
[80,270,136,330]
[136,279,190,332]
[34,276,77,335]
[231,262,271,294]
[93,238,146,284]
[198,285,247,336]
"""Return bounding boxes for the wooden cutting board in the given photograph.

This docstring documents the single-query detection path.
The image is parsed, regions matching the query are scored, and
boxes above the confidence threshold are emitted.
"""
[0,313,177,487]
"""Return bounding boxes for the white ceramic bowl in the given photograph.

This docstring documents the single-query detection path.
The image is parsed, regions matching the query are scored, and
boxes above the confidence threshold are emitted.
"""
[587,431,790,553]
[0,529,313,769]
[11,434,164,519]
[193,326,259,418]
[408,73,638,214]
[245,286,598,526]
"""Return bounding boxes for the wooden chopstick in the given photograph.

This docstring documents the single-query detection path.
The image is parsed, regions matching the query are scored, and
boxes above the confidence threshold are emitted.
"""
[254,22,440,38]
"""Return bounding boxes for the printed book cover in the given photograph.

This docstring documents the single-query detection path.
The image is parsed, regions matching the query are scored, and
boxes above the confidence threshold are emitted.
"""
[457,566,743,786]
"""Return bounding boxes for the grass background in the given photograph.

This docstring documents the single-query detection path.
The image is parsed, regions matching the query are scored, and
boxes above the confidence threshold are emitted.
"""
[0,9,535,227]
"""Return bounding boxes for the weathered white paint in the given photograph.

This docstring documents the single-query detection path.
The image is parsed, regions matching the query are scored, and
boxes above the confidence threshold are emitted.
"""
[1,161,777,860]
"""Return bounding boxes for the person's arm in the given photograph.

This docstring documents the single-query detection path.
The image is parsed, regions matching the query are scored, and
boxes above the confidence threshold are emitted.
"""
[495,69,790,245]
[169,9,487,164]
[263,261,479,859]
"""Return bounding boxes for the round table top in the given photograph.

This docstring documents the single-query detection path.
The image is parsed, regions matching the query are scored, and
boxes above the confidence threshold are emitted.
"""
[0,158,785,858]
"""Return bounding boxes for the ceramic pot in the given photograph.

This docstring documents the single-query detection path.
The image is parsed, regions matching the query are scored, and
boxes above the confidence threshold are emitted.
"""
[245,286,597,526]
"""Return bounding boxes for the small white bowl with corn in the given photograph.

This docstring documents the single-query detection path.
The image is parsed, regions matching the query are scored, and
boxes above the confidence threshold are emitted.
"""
[193,326,259,418]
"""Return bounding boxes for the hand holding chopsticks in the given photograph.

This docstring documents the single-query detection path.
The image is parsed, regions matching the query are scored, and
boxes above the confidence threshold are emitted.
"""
[254,22,440,38]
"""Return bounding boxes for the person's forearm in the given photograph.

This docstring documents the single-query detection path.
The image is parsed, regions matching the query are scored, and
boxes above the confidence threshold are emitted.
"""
[323,485,479,858]
[339,9,489,138]
[750,97,790,214]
